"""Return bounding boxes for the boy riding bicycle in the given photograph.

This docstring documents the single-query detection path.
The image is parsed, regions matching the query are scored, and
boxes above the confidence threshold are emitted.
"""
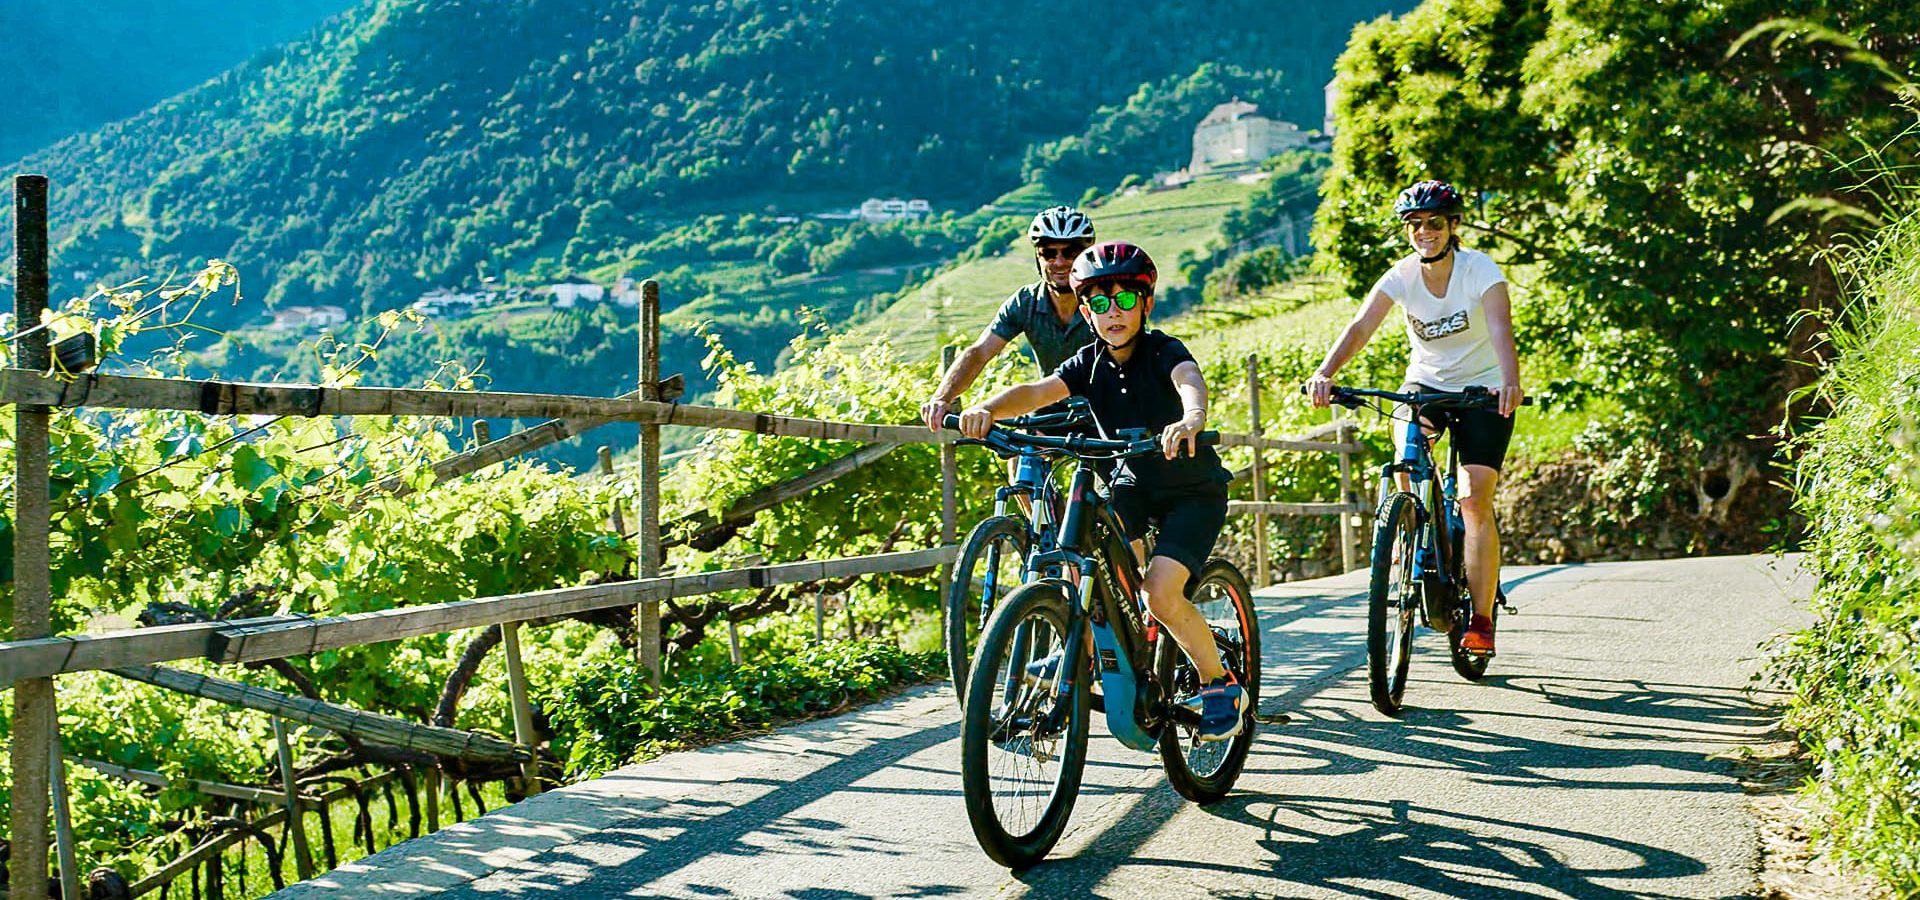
[955,241,1244,741]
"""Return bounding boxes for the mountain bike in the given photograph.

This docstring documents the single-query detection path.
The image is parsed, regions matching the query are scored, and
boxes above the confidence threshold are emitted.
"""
[1321,384,1526,715]
[944,399,1092,706]
[944,415,1260,869]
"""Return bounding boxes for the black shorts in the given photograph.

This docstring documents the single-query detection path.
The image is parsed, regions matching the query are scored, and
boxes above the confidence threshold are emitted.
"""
[1108,479,1228,576]
[1401,382,1516,471]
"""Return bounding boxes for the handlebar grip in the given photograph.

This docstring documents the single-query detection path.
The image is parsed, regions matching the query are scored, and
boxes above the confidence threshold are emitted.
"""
[941,413,961,430]
[1198,431,1221,446]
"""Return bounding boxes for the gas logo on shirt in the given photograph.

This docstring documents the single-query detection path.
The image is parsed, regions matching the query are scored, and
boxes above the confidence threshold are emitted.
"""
[1408,309,1470,341]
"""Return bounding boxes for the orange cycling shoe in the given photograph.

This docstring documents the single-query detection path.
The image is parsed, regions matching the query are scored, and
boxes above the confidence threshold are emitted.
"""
[1460,614,1496,655]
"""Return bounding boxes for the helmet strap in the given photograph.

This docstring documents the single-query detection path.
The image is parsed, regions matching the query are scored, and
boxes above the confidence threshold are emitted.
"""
[1418,245,1453,265]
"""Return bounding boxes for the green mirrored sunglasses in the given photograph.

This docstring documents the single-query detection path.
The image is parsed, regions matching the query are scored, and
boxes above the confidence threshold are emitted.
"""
[1083,290,1141,314]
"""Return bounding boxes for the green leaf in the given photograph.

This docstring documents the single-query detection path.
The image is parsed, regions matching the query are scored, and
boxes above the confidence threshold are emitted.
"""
[230,445,278,491]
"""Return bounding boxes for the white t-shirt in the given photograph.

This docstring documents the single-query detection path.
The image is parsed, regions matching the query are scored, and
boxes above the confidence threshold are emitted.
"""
[1369,248,1509,391]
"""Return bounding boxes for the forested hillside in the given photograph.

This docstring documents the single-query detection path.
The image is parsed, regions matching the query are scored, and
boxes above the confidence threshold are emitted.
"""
[0,0,349,162]
[5,0,1406,324]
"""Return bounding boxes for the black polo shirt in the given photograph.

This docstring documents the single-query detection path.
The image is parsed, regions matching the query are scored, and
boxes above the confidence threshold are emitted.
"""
[1053,330,1228,489]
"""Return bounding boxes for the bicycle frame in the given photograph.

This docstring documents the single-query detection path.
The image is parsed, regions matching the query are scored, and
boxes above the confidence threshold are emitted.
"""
[1381,410,1464,606]
[1022,466,1177,753]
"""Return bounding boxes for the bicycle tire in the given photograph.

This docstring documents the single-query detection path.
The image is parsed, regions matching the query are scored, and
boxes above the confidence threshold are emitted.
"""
[960,580,1091,869]
[1368,493,1420,716]
[1156,558,1261,803]
[946,515,1031,707]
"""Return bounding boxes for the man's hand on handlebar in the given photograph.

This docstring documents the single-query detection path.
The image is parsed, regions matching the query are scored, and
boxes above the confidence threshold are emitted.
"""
[1304,371,1336,409]
[957,405,997,440]
[920,396,956,432]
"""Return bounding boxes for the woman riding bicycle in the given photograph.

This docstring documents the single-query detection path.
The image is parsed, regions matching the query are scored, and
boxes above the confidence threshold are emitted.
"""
[1303,179,1524,655]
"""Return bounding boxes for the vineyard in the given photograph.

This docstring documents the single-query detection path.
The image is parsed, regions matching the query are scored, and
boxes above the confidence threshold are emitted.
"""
[0,178,1377,899]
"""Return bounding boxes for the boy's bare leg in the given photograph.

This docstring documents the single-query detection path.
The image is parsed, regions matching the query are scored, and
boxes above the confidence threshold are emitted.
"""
[1131,548,1227,682]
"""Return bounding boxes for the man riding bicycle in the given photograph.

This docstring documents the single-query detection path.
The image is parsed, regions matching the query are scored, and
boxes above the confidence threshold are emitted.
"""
[1304,179,1524,655]
[921,205,1098,440]
[957,241,1245,741]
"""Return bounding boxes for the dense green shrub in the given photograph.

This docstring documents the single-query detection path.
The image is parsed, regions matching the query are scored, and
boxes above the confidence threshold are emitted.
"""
[544,639,943,777]
[1779,196,1920,892]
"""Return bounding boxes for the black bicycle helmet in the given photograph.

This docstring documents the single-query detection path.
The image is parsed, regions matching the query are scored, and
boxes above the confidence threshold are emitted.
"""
[1070,241,1158,292]
[1393,180,1464,217]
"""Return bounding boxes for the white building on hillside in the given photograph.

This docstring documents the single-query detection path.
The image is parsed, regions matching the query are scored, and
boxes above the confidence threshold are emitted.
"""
[858,197,932,223]
[269,305,349,331]
[546,281,606,309]
[1324,79,1339,136]
[1190,99,1306,174]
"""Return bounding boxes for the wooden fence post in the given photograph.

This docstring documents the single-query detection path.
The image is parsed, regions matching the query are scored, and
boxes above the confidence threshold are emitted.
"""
[938,345,958,637]
[1336,411,1359,572]
[50,722,80,900]
[598,446,627,535]
[727,617,743,665]
[813,592,826,643]
[636,280,663,688]
[473,419,490,447]
[272,718,316,880]
[1245,355,1270,587]
[10,173,55,900]
[424,767,441,833]
[500,622,541,796]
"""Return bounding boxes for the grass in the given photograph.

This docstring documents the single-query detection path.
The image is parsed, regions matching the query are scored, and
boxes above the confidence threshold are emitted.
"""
[850,176,1258,361]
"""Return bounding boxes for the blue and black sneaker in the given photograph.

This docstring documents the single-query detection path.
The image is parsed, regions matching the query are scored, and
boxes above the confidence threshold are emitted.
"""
[1185,674,1245,742]
[1023,649,1065,687]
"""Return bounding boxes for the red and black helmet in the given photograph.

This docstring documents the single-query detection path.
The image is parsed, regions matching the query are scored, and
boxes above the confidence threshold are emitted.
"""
[1394,180,1464,217]
[1069,241,1158,293]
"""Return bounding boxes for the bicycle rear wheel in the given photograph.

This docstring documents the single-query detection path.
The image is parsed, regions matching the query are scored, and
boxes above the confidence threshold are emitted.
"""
[960,581,1090,869]
[946,515,1031,707]
[1368,493,1420,716]
[1157,559,1261,804]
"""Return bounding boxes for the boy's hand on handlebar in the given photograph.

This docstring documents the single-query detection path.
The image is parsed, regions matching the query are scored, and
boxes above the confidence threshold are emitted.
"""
[1304,372,1335,409]
[1497,384,1525,418]
[1161,410,1206,460]
[920,396,954,431]
[957,405,996,439]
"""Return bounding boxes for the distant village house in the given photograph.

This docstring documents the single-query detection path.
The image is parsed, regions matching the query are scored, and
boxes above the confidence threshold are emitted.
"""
[857,197,932,224]
[268,305,349,331]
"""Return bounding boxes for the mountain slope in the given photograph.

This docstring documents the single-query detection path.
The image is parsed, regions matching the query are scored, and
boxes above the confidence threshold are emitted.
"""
[0,0,350,162]
[7,0,1409,318]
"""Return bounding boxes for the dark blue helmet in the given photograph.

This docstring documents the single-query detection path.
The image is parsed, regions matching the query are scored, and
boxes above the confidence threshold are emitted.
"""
[1394,180,1464,217]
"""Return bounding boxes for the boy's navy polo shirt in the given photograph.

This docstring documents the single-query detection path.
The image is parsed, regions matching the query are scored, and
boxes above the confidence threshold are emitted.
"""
[1053,330,1229,489]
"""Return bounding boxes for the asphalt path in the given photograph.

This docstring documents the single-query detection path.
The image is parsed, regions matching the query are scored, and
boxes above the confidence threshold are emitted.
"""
[280,554,1811,899]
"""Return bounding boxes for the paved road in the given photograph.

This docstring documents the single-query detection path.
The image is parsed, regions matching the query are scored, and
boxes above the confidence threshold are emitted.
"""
[281,555,1811,899]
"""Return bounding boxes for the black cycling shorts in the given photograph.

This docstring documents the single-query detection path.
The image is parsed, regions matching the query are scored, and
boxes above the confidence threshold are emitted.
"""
[1108,478,1228,576]
[1401,382,1516,471]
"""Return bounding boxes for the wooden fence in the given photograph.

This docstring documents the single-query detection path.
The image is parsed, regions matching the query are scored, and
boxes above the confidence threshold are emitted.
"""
[0,174,1367,898]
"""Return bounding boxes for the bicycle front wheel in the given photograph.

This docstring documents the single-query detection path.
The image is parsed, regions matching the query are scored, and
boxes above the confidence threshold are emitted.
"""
[1157,558,1261,804]
[960,580,1090,869]
[946,515,1031,707]
[1368,493,1420,716]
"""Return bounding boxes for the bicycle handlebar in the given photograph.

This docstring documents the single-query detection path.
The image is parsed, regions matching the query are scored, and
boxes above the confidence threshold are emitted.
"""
[1299,383,1533,410]
[998,396,1094,431]
[942,413,1219,459]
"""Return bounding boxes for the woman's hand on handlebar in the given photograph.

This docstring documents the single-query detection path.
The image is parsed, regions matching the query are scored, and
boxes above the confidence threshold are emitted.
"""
[1161,409,1206,460]
[1497,383,1525,418]
[957,405,997,439]
[1303,371,1336,409]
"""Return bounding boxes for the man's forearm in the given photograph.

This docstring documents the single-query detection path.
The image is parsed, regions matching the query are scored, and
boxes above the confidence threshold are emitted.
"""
[935,347,990,401]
